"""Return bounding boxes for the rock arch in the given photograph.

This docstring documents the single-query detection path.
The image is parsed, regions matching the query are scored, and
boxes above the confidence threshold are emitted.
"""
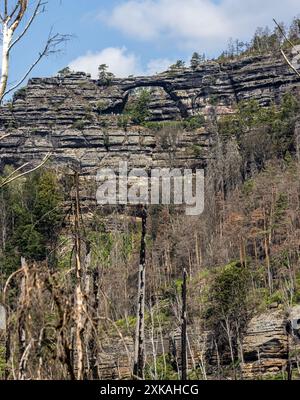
[99,77,189,118]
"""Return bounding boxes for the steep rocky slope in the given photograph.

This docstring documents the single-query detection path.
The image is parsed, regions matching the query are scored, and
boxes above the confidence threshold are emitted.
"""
[0,54,300,177]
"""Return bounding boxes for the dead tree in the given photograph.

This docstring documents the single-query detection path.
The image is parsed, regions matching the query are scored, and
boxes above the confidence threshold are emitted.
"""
[181,268,188,380]
[273,18,300,78]
[133,206,147,379]
[73,171,85,380]
[0,0,70,103]
[0,152,52,189]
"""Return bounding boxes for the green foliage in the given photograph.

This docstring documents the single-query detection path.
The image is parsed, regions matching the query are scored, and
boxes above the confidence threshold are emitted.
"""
[103,130,110,150]
[190,144,203,157]
[96,100,110,113]
[209,95,219,106]
[145,355,178,380]
[273,193,288,226]
[184,115,205,129]
[218,94,300,156]
[117,114,131,131]
[56,236,73,270]
[144,115,205,131]
[205,262,251,356]
[0,345,5,379]
[72,119,86,130]
[169,60,186,70]
[190,52,206,69]
[124,89,151,124]
[98,64,115,86]
[208,262,250,319]
[0,169,64,275]
[115,315,137,331]
[266,290,284,306]
[88,230,138,268]
[242,179,255,195]
[293,272,300,304]
[88,231,113,267]
[13,87,27,102]
[57,67,71,76]
[262,372,288,381]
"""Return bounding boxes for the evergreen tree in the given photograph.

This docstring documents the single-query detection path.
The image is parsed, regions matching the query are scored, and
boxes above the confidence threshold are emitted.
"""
[169,60,186,70]
[0,169,64,275]
[98,64,115,85]
[190,52,201,69]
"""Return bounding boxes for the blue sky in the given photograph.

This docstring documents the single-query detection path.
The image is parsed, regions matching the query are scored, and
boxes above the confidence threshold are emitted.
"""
[6,0,300,89]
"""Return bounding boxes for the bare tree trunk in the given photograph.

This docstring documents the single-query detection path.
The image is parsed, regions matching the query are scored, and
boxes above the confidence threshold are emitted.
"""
[74,171,85,380]
[0,1,69,103]
[133,206,147,379]
[286,332,292,381]
[0,22,13,100]
[181,268,187,380]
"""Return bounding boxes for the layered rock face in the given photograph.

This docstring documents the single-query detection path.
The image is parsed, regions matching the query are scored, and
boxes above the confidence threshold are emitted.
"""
[0,54,300,178]
[1,54,300,379]
[241,310,288,378]
[96,307,300,380]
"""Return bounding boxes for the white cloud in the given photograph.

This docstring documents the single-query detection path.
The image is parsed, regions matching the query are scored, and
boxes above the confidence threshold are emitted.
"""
[145,58,175,75]
[101,0,300,51]
[69,47,175,78]
[68,47,141,78]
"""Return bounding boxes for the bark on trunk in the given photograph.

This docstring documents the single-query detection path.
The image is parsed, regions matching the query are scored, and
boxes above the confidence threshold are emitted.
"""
[74,171,85,380]
[181,268,188,380]
[0,23,13,102]
[133,206,147,379]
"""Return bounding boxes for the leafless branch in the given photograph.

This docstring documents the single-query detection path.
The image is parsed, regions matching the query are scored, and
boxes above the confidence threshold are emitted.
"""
[9,0,46,51]
[273,19,295,48]
[281,48,300,78]
[8,2,21,20]
[10,1,28,32]
[4,0,8,18]
[3,32,70,98]
[0,160,31,185]
[0,152,52,188]
[274,18,300,78]
[0,133,11,140]
[3,267,24,304]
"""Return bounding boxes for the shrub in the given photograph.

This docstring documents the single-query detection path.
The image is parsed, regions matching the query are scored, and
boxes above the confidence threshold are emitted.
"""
[57,67,71,76]
[144,115,205,131]
[191,144,203,157]
[117,115,131,131]
[205,262,251,361]
[98,64,115,86]
[96,100,110,113]
[13,87,27,101]
[124,89,151,124]
[0,169,64,275]
[72,119,86,130]
[183,115,205,130]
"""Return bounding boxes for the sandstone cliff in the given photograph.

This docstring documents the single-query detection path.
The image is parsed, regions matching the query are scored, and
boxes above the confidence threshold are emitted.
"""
[0,54,300,177]
[1,54,300,380]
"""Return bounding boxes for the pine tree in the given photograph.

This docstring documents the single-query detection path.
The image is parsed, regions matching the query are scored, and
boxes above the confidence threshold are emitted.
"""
[190,52,201,70]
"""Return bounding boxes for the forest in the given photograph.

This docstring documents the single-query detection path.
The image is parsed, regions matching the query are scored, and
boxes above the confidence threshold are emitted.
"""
[0,1,300,383]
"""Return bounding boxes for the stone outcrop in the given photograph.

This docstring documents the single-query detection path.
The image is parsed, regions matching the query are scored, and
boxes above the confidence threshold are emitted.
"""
[0,54,300,179]
[241,309,288,379]
[95,307,300,380]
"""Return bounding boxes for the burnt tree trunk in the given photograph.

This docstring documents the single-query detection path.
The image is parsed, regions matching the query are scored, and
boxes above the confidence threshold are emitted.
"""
[74,171,85,380]
[133,206,147,379]
[181,268,188,380]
